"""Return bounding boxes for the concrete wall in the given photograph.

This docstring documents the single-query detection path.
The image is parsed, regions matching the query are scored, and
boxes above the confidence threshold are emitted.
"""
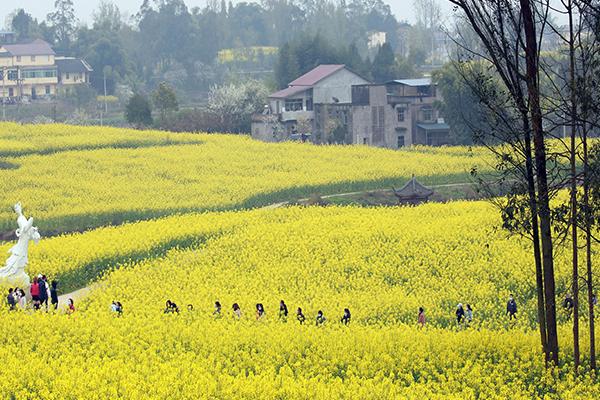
[313,69,369,104]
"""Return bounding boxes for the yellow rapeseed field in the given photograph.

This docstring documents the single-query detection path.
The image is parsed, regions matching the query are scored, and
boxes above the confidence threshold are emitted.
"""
[0,123,489,233]
[0,203,598,398]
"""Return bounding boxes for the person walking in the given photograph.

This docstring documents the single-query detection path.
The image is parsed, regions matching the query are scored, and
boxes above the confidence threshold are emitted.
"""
[213,301,222,317]
[30,277,41,310]
[256,303,265,320]
[6,288,16,311]
[418,307,426,328]
[67,298,75,314]
[232,303,242,319]
[316,310,326,326]
[279,300,288,321]
[456,303,465,326]
[17,289,26,310]
[507,295,518,320]
[465,304,473,326]
[563,293,574,320]
[340,308,351,325]
[50,281,59,310]
[296,307,306,324]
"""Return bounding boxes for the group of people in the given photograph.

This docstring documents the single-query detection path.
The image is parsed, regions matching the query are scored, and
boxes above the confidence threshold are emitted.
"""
[164,299,352,326]
[6,277,75,314]
[6,275,59,311]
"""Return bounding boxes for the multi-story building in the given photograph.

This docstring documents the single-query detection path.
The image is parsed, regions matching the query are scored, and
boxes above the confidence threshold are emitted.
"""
[0,37,91,101]
[251,64,370,143]
[351,78,450,148]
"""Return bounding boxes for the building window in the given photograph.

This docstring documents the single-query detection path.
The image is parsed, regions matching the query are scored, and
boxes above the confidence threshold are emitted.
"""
[422,106,433,122]
[306,96,313,111]
[45,85,51,95]
[8,88,14,97]
[397,135,405,148]
[66,72,70,80]
[7,70,18,80]
[0,70,3,80]
[16,56,21,62]
[22,69,57,79]
[31,56,36,62]
[397,107,405,122]
[285,98,303,112]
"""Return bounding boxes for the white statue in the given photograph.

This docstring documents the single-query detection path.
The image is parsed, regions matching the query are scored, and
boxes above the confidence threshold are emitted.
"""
[0,203,40,287]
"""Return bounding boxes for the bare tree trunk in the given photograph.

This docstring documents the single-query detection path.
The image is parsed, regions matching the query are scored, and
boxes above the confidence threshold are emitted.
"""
[582,120,597,371]
[520,0,559,365]
[567,1,580,373]
[523,116,548,355]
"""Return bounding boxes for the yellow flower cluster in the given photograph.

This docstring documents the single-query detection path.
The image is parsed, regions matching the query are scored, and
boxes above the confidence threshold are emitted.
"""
[0,123,489,233]
[0,203,597,398]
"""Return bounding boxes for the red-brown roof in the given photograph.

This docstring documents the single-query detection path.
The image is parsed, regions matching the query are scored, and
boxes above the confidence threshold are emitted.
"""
[269,85,310,99]
[288,64,346,86]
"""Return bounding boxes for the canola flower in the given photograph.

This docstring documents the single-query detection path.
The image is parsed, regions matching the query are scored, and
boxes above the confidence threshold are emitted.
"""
[0,123,490,233]
[0,203,598,398]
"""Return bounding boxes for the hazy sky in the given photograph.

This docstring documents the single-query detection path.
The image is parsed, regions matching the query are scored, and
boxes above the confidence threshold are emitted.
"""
[3,0,455,27]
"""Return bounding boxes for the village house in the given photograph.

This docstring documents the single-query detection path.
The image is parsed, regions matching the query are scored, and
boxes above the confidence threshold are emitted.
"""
[251,64,370,143]
[0,35,92,102]
[351,78,450,148]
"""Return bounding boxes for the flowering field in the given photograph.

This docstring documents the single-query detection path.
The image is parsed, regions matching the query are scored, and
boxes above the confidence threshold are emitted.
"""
[0,124,598,398]
[0,123,489,234]
[1,203,599,398]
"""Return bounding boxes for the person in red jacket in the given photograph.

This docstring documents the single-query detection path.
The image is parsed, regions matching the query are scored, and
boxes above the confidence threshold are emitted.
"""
[30,277,41,310]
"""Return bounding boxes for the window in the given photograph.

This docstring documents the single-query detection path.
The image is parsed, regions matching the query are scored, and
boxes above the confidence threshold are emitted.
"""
[0,70,3,80]
[7,70,18,80]
[66,72,70,80]
[306,96,313,111]
[8,88,14,97]
[45,85,51,95]
[422,106,433,122]
[21,69,57,79]
[397,135,405,148]
[284,98,303,112]
[16,56,21,62]
[31,56,36,62]
[397,107,405,122]
[31,87,37,99]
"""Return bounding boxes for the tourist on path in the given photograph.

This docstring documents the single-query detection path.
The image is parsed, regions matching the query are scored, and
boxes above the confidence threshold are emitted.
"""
[507,295,518,320]
[465,304,473,326]
[563,293,574,320]
[279,300,288,321]
[30,277,41,310]
[6,288,16,311]
[256,303,265,320]
[232,303,241,319]
[67,298,75,314]
[456,303,465,325]
[316,310,326,326]
[341,308,351,325]
[50,281,59,310]
[296,307,305,324]
[418,307,426,328]
[17,289,27,310]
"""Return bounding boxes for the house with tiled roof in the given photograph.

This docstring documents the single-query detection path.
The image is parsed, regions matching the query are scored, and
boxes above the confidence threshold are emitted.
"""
[251,64,370,143]
[0,36,92,101]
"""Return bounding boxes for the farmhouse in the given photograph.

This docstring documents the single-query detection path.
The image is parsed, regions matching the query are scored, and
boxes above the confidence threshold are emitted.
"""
[0,34,91,102]
[252,65,450,147]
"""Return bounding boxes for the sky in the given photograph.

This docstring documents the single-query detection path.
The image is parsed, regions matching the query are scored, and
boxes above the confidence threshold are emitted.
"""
[2,0,453,27]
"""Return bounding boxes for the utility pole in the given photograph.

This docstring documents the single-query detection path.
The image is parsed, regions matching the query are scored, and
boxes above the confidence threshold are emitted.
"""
[1,67,5,121]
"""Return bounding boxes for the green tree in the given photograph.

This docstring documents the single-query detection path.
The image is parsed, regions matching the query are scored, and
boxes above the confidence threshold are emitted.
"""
[371,42,396,82]
[152,82,179,123]
[11,9,39,41]
[125,93,153,128]
[47,0,77,54]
